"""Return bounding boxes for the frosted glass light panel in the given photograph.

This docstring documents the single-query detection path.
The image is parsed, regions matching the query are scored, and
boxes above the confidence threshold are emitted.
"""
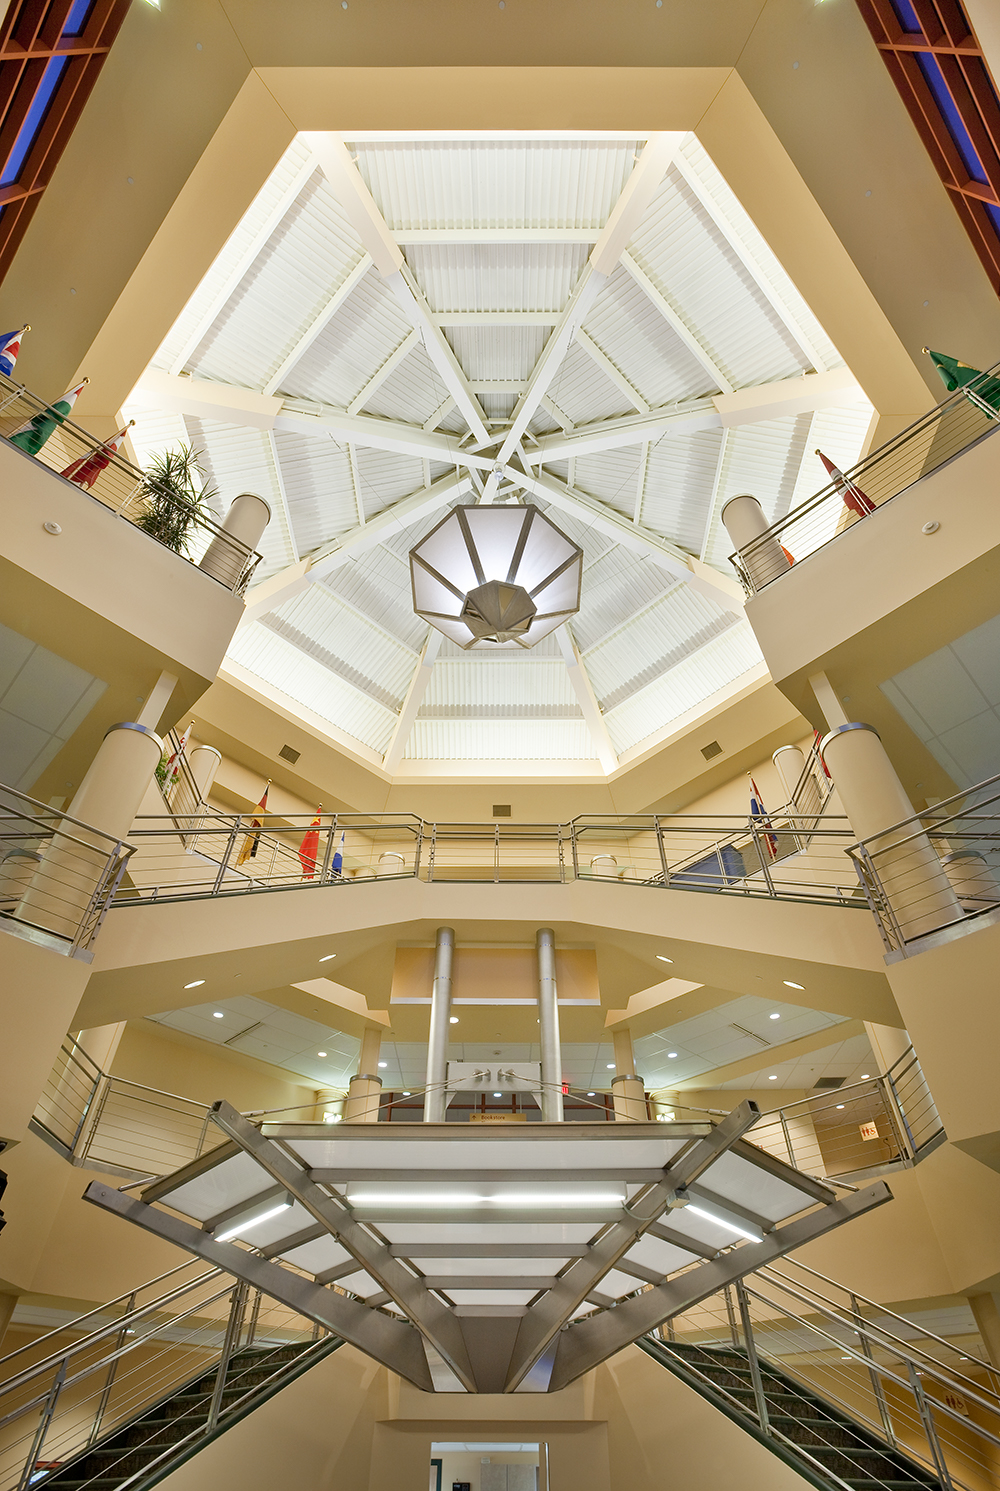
[410,505,582,650]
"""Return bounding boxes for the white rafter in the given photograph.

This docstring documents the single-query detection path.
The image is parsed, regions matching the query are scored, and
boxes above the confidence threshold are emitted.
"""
[633,441,650,523]
[262,253,373,396]
[670,150,830,373]
[382,630,443,773]
[303,133,491,444]
[497,133,686,465]
[555,626,617,774]
[698,429,731,563]
[168,151,319,376]
[620,250,734,395]
[575,328,648,413]
[266,430,300,565]
[347,442,365,527]
[273,405,495,468]
[525,401,719,464]
[347,328,420,416]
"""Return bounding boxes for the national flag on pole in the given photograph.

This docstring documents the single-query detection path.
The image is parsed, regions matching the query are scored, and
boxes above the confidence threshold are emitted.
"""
[814,729,832,779]
[924,347,1000,416]
[749,775,778,859]
[299,809,322,879]
[9,378,88,456]
[165,722,193,792]
[0,324,29,379]
[331,831,345,877]
[815,448,875,518]
[236,782,270,867]
[61,420,134,490]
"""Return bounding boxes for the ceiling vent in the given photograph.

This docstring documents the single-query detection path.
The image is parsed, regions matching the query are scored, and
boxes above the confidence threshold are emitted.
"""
[278,744,300,765]
[701,740,723,760]
[814,1076,846,1090]
[493,804,511,818]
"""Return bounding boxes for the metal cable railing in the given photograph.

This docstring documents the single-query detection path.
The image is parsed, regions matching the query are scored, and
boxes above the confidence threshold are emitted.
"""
[0,786,133,956]
[848,772,1000,953]
[114,805,866,910]
[639,1255,1000,1491]
[729,359,1000,595]
[0,372,262,595]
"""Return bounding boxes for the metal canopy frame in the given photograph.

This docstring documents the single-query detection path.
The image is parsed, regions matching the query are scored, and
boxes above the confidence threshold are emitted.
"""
[84,1103,892,1395]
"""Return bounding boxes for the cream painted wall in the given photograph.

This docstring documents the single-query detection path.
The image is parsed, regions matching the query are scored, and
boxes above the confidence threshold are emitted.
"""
[108,1020,319,1116]
[0,931,91,1147]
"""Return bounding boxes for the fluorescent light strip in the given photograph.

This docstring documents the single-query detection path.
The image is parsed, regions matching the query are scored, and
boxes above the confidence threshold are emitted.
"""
[349,1193,623,1208]
[215,1201,292,1243]
[683,1203,763,1243]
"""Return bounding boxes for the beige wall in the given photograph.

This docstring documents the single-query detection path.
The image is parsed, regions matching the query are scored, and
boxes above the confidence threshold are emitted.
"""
[0,932,91,1147]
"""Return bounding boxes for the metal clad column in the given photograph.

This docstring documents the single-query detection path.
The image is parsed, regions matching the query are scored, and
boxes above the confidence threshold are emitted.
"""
[424,927,454,1122]
[536,929,563,1122]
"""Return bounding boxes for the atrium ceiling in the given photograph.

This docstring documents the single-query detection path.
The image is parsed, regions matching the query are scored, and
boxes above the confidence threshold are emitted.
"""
[126,130,874,776]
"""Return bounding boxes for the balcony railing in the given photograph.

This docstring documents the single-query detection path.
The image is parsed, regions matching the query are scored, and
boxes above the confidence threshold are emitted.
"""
[0,785,133,957]
[0,372,262,594]
[115,803,866,910]
[729,358,1000,596]
[848,771,1000,954]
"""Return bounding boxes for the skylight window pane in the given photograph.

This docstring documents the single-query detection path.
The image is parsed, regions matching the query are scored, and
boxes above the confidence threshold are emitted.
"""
[888,0,922,33]
[915,52,987,185]
[61,0,94,36]
[1,57,68,187]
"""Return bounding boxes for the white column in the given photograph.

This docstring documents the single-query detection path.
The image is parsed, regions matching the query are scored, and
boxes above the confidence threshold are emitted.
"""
[18,722,162,940]
[344,1026,383,1123]
[424,927,454,1123]
[536,929,563,1122]
[772,745,805,806]
[611,1026,646,1122]
[720,494,791,590]
[198,492,271,589]
[189,744,222,802]
[821,723,960,940]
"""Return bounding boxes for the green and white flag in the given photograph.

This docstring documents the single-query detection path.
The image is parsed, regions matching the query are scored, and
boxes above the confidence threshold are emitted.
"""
[9,378,88,456]
[924,347,1000,414]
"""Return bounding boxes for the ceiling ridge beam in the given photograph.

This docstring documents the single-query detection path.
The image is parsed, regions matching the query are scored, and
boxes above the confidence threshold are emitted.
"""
[497,134,685,466]
[620,249,734,395]
[275,403,495,469]
[263,253,373,397]
[302,133,491,444]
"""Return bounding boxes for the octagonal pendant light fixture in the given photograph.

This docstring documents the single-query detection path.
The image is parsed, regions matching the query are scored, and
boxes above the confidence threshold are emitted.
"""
[409,504,583,649]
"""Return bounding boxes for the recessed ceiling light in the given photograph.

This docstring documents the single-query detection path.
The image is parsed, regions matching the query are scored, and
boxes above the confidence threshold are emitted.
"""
[588,1092,596,1097]
[318,1052,327,1058]
[378,1061,387,1068]
[836,1104,845,1110]
[449,1016,459,1024]
[185,980,205,988]
[783,980,805,990]
[769,1012,780,1020]
[768,1074,777,1080]
[319,953,337,962]
[403,1091,411,1097]
[861,1073,870,1079]
[212,1011,224,1019]
[667,1052,678,1059]
[493,1092,502,1097]
[656,955,673,963]
[606,1063,615,1069]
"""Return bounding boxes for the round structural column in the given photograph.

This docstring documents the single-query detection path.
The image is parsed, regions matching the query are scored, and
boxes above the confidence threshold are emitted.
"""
[772,745,805,806]
[18,722,162,941]
[424,927,454,1123]
[611,1026,646,1122]
[198,492,270,590]
[821,724,960,941]
[345,1027,383,1123]
[189,744,222,803]
[536,928,564,1122]
[940,849,1000,911]
[720,494,791,591]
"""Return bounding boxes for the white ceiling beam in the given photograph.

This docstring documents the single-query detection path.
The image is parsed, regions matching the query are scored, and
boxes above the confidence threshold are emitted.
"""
[424,396,455,431]
[130,369,283,430]
[432,312,561,326]
[555,626,617,775]
[620,250,734,395]
[525,401,720,464]
[633,441,650,524]
[698,429,730,563]
[670,151,831,374]
[347,442,365,527]
[383,630,442,773]
[266,430,300,565]
[712,368,865,426]
[515,463,742,614]
[274,404,495,469]
[303,133,491,444]
[575,328,648,413]
[347,328,420,416]
[167,151,319,376]
[392,229,600,244]
[262,254,373,396]
[498,134,685,465]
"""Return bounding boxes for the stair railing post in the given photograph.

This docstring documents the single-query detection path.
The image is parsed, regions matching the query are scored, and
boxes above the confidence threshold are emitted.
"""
[907,1360,954,1490]
[777,1107,796,1168]
[17,1361,66,1491]
[851,1293,896,1448]
[245,1288,263,1347]
[723,1286,740,1348]
[87,1291,137,1446]
[206,1282,248,1432]
[735,1282,770,1436]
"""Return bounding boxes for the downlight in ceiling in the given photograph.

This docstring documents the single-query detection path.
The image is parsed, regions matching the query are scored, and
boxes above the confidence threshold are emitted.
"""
[410,504,582,650]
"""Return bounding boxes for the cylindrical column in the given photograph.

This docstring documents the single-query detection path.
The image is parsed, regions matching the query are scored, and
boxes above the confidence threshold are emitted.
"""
[611,1026,646,1122]
[864,1023,912,1073]
[344,1026,383,1123]
[424,927,454,1123]
[940,849,1000,912]
[970,1293,1000,1370]
[720,494,791,590]
[821,724,960,941]
[18,722,162,940]
[772,745,805,807]
[536,929,563,1122]
[198,492,271,589]
[189,744,222,802]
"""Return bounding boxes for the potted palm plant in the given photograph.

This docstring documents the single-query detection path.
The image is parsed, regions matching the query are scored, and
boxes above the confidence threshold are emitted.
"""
[135,445,217,555]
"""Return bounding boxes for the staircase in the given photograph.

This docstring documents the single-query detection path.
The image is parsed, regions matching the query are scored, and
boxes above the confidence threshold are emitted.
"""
[640,1337,940,1491]
[36,1335,342,1491]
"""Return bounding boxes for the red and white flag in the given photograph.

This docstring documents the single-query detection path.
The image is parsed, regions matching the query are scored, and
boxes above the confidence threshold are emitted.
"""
[165,722,193,791]
[61,420,134,490]
[816,448,875,518]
